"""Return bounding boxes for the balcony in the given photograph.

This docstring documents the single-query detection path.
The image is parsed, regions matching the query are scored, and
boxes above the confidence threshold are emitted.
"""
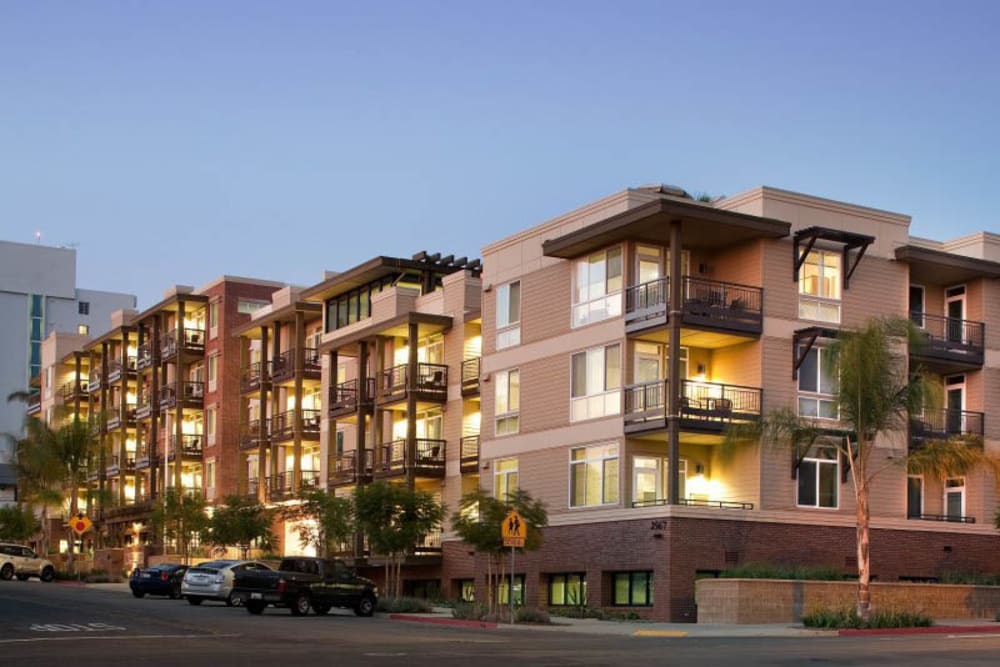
[240,418,268,451]
[300,469,321,489]
[623,379,762,435]
[106,406,137,430]
[160,328,205,359]
[266,472,294,502]
[136,342,158,370]
[60,381,85,402]
[134,449,158,470]
[374,439,446,479]
[908,513,976,524]
[269,409,322,442]
[26,392,41,416]
[909,408,985,450]
[246,477,260,499]
[107,357,137,384]
[136,398,153,421]
[159,381,205,410]
[624,276,763,336]
[269,347,322,384]
[328,378,375,418]
[241,362,266,394]
[461,358,481,397]
[166,434,203,461]
[329,451,374,486]
[87,369,103,393]
[106,454,137,477]
[460,435,480,474]
[378,363,448,405]
[632,497,755,510]
[910,313,985,370]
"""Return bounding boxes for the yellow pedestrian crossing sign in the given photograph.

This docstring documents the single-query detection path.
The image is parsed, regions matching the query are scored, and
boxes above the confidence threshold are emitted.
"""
[69,514,92,536]
[502,510,526,548]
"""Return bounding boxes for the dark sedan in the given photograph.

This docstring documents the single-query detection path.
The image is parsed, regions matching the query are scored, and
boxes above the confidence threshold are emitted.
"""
[129,564,188,599]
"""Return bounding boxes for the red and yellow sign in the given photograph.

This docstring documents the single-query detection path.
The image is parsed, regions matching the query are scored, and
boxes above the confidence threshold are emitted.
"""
[501,510,526,548]
[70,515,93,536]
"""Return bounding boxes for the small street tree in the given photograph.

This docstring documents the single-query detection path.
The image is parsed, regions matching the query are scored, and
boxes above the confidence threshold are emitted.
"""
[0,504,41,542]
[152,488,209,564]
[279,488,354,558]
[207,495,276,559]
[353,481,445,599]
[451,488,547,617]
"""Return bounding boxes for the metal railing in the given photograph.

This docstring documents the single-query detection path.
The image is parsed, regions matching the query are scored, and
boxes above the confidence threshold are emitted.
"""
[632,497,754,510]
[87,369,103,392]
[61,380,84,401]
[461,358,481,395]
[625,277,669,324]
[379,363,448,402]
[137,342,157,370]
[107,356,137,381]
[624,276,763,332]
[328,378,375,416]
[910,408,985,445]
[159,381,205,408]
[909,513,976,524]
[161,328,205,357]
[375,439,446,477]
[241,361,265,393]
[623,379,762,428]
[270,348,321,381]
[269,409,322,440]
[911,313,985,364]
[169,434,203,457]
[460,435,480,473]
[240,418,267,450]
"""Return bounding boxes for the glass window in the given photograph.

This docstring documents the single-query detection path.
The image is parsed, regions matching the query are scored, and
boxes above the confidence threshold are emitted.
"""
[206,408,216,437]
[909,285,925,327]
[494,458,518,500]
[495,369,520,436]
[458,579,475,602]
[208,355,218,384]
[548,573,586,606]
[31,294,43,318]
[78,301,90,315]
[797,346,838,419]
[573,246,623,327]
[496,281,522,349]
[612,571,653,606]
[209,302,219,333]
[238,299,267,315]
[797,447,838,509]
[906,476,923,519]
[798,250,841,323]
[77,324,89,336]
[570,344,621,422]
[570,444,618,507]
[632,456,686,505]
[496,574,524,606]
[944,477,965,519]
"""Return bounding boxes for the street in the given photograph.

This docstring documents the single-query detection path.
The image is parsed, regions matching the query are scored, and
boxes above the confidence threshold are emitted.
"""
[2,580,1000,666]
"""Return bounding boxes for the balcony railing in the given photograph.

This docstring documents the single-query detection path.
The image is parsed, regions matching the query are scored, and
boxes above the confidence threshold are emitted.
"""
[26,392,41,415]
[241,361,266,394]
[266,472,294,502]
[60,381,85,402]
[329,451,374,486]
[460,435,480,474]
[167,434,203,460]
[623,379,762,433]
[136,398,153,421]
[134,449,158,470]
[461,358,481,396]
[240,418,268,451]
[624,276,763,335]
[87,369,103,393]
[908,513,976,524]
[909,408,985,448]
[246,477,260,498]
[378,363,448,404]
[374,438,446,479]
[106,406,137,430]
[413,530,443,557]
[107,356,137,383]
[911,313,985,368]
[269,348,321,383]
[161,328,205,358]
[159,381,205,409]
[269,409,322,441]
[632,497,755,510]
[136,342,158,370]
[300,469,321,489]
[328,378,376,418]
[106,454,137,476]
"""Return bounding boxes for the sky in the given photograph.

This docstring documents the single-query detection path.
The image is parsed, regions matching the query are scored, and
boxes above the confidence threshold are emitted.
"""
[1,1,999,308]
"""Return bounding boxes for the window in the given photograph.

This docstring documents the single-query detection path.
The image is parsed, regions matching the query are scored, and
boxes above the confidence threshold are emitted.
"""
[237,299,268,315]
[206,460,216,495]
[207,355,218,392]
[797,346,837,419]
[570,443,619,507]
[548,573,586,606]
[494,458,518,500]
[29,294,44,380]
[798,249,841,323]
[206,407,217,445]
[335,430,344,456]
[495,369,520,436]
[457,579,475,602]
[632,456,686,505]
[797,446,839,509]
[78,301,90,315]
[909,285,925,327]
[612,571,653,606]
[573,246,623,327]
[496,281,521,348]
[77,324,89,336]
[571,344,621,421]
[944,477,965,519]
[907,475,923,519]
[209,302,220,338]
[496,574,524,606]
[45,366,53,398]
[324,274,413,332]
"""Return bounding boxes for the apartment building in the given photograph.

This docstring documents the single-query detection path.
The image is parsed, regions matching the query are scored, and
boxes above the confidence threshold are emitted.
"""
[453,185,1000,621]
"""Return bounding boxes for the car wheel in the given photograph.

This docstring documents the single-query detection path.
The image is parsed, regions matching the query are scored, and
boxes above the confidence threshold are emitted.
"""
[186,596,203,606]
[16,574,30,581]
[169,585,182,600]
[0,564,13,580]
[227,591,243,607]
[132,590,146,598]
[354,594,375,617]
[245,601,266,615]
[40,567,55,583]
[289,592,311,616]
[312,603,331,615]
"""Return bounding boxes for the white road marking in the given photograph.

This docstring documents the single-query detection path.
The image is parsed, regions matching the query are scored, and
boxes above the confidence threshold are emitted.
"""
[0,633,240,645]
[30,622,126,632]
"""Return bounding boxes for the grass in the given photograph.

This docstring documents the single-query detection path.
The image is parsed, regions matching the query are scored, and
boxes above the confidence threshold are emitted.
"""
[720,562,846,581]
[802,607,933,629]
[938,572,1000,586]
[375,596,434,613]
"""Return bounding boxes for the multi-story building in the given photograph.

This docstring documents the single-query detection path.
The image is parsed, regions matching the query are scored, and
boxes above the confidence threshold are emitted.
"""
[456,184,999,620]
[0,239,135,461]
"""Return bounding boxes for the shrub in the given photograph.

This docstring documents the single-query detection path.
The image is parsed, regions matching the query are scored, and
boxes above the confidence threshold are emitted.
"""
[514,607,551,624]
[938,572,1000,587]
[452,602,490,621]
[376,596,433,613]
[84,570,121,584]
[720,562,846,581]
[802,607,932,629]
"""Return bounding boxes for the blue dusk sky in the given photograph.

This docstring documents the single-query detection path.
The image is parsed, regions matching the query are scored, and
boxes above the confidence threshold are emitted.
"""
[1,1,998,308]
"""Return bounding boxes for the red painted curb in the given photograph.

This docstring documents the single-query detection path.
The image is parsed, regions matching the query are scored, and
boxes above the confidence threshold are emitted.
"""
[839,625,1000,637]
[389,614,498,629]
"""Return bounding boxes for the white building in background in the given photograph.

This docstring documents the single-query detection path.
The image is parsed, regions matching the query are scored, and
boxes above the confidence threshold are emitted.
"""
[0,240,136,461]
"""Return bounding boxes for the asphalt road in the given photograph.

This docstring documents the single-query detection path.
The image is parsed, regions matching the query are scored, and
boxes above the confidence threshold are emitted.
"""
[2,580,1000,666]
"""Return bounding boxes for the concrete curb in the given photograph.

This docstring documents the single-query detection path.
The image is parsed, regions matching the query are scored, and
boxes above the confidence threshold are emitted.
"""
[839,624,1000,637]
[389,614,497,629]
[55,580,86,587]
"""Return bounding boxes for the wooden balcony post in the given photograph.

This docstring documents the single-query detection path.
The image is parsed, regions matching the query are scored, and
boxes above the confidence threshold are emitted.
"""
[406,321,419,490]
[257,326,269,503]
[292,311,305,492]
[667,220,682,506]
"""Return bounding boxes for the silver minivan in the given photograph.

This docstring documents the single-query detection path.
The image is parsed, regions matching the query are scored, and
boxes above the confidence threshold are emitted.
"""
[181,560,272,606]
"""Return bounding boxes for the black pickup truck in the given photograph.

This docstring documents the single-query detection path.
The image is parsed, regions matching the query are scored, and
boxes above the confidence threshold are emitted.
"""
[231,556,378,617]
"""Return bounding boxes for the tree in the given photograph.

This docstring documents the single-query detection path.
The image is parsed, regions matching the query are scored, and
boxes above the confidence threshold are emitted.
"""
[0,504,41,542]
[451,488,547,617]
[152,488,209,564]
[279,488,354,558]
[726,317,998,622]
[353,481,445,599]
[207,495,275,559]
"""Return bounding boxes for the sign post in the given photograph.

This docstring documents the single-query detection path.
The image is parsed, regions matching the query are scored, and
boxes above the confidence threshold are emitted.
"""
[501,510,527,624]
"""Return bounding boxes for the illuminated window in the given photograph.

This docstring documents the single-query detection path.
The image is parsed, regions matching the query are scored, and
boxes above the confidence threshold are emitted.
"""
[496,281,521,349]
[77,324,89,336]
[493,458,518,500]
[570,444,618,507]
[548,573,586,606]
[797,446,838,509]
[494,369,520,436]
[798,250,841,323]
[612,571,653,606]
[572,246,622,327]
[570,344,621,421]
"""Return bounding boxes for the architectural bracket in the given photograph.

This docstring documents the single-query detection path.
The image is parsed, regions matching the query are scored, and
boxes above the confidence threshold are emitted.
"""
[793,227,875,290]
[792,326,839,381]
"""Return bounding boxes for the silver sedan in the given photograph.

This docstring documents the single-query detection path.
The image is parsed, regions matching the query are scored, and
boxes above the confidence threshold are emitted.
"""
[181,560,272,606]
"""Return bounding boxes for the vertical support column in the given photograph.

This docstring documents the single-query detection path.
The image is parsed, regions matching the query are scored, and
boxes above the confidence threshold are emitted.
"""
[150,317,160,500]
[354,345,366,479]
[327,349,339,481]
[270,323,282,498]
[667,220,683,506]
[405,321,419,490]
[73,354,82,422]
[135,326,145,502]
[98,341,109,548]
[292,311,305,492]
[174,301,186,491]
[257,327,269,503]
[118,332,128,507]
[373,337,385,470]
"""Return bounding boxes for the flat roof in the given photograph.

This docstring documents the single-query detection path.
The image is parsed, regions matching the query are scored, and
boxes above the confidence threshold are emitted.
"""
[894,245,1000,284]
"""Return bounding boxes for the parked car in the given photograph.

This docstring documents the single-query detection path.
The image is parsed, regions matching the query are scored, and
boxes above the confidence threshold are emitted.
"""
[182,560,273,606]
[129,564,188,599]
[0,543,56,582]
[231,556,377,617]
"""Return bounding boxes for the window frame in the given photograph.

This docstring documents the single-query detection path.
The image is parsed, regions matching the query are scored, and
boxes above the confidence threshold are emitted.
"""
[496,280,521,349]
[572,245,624,328]
[569,443,619,508]
[906,474,923,519]
[909,284,925,328]
[570,344,622,422]
[78,301,90,315]
[547,573,587,607]
[632,455,686,505]
[944,477,966,519]
[494,457,518,500]
[494,368,520,436]
[798,249,842,323]
[796,446,840,510]
[611,571,653,607]
[797,345,838,420]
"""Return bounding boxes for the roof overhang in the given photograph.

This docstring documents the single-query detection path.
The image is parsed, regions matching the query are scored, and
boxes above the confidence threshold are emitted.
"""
[319,312,453,356]
[302,256,479,303]
[541,198,791,259]
[895,245,1000,284]
[135,293,209,323]
[231,301,322,337]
